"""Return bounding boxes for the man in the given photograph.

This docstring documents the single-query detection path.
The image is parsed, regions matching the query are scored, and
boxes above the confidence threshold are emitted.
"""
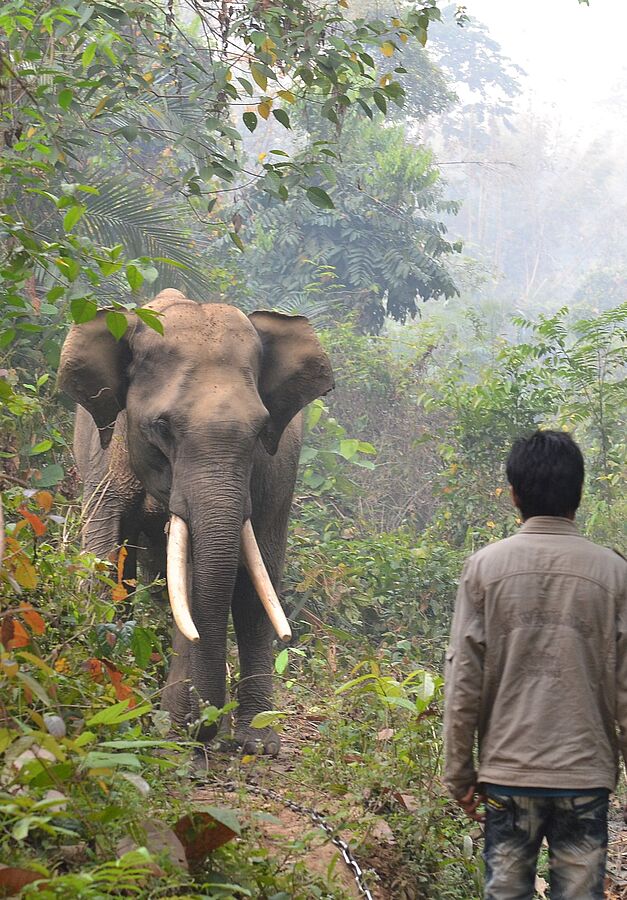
[443,429,627,900]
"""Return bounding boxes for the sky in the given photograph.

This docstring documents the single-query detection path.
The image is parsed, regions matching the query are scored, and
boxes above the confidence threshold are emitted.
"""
[464,0,627,145]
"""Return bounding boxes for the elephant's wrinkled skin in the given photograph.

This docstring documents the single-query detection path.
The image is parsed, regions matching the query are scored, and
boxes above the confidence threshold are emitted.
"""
[58,289,334,754]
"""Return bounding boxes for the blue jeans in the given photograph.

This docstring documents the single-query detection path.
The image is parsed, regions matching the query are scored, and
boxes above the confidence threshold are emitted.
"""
[483,789,608,900]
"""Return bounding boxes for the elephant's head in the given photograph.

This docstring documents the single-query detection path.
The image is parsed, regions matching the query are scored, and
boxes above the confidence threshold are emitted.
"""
[58,290,333,708]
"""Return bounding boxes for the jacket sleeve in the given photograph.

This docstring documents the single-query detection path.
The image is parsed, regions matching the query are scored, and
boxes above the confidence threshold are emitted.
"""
[443,556,486,800]
[615,569,627,770]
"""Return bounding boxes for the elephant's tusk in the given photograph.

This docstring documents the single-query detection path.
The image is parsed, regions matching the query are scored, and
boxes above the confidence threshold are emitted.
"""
[241,519,292,642]
[166,514,200,643]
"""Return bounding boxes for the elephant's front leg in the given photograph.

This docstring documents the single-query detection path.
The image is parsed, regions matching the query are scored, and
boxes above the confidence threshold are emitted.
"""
[81,481,138,584]
[161,623,192,727]
[232,567,280,756]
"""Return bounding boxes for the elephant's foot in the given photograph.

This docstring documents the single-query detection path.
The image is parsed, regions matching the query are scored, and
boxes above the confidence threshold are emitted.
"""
[234,721,280,757]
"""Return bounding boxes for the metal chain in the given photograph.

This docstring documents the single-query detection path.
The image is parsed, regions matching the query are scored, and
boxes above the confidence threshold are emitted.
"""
[244,782,375,900]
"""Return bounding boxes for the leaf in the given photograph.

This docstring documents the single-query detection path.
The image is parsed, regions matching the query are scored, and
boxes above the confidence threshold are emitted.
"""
[111,584,128,603]
[6,618,30,649]
[63,204,86,232]
[229,232,244,252]
[249,710,286,729]
[131,627,153,668]
[83,751,142,770]
[86,700,151,727]
[135,308,164,335]
[381,41,395,57]
[17,672,52,705]
[257,100,271,120]
[272,108,290,129]
[12,557,38,589]
[305,187,334,210]
[35,491,54,513]
[105,311,128,341]
[250,63,267,91]
[117,820,188,871]
[19,604,46,634]
[338,439,359,460]
[70,297,97,323]
[174,807,240,865]
[28,440,53,457]
[0,868,45,895]
[36,465,64,488]
[121,124,138,142]
[274,648,289,674]
[81,43,96,67]
[125,264,143,291]
[91,96,110,118]
[242,112,257,133]
[58,88,73,109]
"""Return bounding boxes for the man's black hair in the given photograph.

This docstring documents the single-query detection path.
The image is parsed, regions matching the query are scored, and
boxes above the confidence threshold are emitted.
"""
[506,429,585,520]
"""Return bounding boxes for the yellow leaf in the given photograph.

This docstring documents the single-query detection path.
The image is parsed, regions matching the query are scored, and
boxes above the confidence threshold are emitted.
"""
[486,521,496,529]
[54,657,70,674]
[26,126,37,138]
[250,63,267,92]
[225,68,232,82]
[338,0,348,7]
[495,487,504,497]
[380,74,390,87]
[142,72,154,84]
[277,90,295,104]
[1,656,18,678]
[381,41,395,57]
[258,152,267,163]
[257,100,271,120]
[91,96,109,118]
[13,558,38,590]
[35,490,53,513]
[111,584,128,603]
[116,546,128,585]
[392,17,401,26]
[400,33,408,43]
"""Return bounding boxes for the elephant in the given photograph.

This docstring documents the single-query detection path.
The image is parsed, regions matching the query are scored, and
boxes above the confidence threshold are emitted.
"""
[58,289,334,755]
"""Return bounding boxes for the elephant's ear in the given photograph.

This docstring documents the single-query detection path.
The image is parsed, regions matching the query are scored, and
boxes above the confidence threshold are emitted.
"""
[58,310,133,449]
[249,311,334,455]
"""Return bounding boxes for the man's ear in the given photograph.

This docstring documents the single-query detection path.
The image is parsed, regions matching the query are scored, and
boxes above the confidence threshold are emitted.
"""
[249,311,334,454]
[58,310,133,448]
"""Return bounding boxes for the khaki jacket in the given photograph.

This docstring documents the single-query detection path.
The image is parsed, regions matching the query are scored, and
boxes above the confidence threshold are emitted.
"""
[443,517,627,799]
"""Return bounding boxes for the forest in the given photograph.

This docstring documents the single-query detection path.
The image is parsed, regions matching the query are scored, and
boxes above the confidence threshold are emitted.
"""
[1,0,626,896]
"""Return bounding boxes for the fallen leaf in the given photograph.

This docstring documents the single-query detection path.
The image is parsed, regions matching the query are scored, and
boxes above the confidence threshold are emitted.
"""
[377,727,394,741]
[0,866,45,896]
[174,807,240,866]
[118,820,187,873]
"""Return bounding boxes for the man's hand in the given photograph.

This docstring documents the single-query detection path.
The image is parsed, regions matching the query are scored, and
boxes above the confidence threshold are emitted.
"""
[458,785,486,822]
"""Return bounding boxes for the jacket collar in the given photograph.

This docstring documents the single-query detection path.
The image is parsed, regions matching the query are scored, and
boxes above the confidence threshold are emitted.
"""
[519,516,580,536]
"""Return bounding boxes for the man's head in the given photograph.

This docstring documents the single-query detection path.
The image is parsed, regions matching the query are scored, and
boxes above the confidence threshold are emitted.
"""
[506,430,585,521]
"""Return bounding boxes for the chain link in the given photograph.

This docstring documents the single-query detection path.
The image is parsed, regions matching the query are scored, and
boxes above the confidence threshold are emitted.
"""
[244,782,374,900]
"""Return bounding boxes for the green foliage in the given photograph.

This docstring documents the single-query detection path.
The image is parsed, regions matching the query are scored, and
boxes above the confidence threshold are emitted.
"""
[299,398,376,496]
[245,121,461,332]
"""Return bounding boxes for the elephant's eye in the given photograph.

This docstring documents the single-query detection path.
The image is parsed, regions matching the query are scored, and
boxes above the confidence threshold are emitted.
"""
[152,417,171,440]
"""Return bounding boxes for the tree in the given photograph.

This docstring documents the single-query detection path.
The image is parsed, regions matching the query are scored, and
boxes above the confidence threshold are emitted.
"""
[244,118,460,332]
